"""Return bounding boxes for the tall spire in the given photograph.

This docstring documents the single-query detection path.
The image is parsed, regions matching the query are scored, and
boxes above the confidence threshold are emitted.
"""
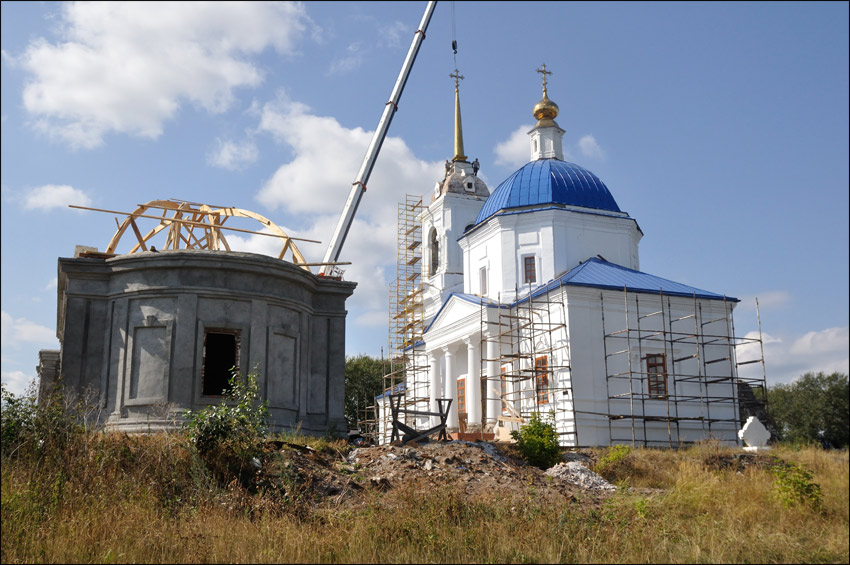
[450,68,467,162]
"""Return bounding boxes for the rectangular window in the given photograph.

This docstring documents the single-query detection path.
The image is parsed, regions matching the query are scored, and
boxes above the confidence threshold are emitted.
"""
[523,255,537,284]
[202,330,240,396]
[479,266,488,295]
[646,353,667,399]
[457,378,466,414]
[535,356,549,405]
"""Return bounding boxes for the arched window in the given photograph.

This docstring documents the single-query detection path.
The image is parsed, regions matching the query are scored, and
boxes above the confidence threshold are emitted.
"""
[429,228,440,276]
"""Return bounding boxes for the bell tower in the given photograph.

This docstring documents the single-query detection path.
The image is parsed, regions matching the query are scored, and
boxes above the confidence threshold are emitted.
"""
[422,67,489,323]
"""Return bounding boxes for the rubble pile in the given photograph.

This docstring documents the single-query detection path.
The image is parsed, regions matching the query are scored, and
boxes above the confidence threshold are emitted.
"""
[545,461,617,491]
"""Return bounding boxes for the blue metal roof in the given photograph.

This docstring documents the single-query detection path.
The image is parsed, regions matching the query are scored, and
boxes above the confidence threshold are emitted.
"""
[423,260,735,338]
[375,382,405,400]
[528,257,738,302]
[475,159,622,225]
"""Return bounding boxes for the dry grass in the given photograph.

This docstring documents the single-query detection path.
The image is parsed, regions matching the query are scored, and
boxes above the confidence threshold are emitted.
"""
[2,433,848,564]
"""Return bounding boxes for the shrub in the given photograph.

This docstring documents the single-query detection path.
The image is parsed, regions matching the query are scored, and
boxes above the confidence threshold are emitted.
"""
[183,367,268,456]
[1,382,37,457]
[1,380,87,460]
[511,412,561,469]
[771,461,822,510]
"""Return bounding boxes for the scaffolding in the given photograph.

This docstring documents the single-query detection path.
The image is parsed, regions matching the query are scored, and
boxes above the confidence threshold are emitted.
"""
[600,289,768,447]
[480,281,577,445]
[359,194,430,444]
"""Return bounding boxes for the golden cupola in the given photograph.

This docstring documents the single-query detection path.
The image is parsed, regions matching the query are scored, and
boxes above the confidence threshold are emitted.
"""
[533,63,560,127]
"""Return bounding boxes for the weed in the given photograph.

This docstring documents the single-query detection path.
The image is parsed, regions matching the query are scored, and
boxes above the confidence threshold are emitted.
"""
[594,443,632,477]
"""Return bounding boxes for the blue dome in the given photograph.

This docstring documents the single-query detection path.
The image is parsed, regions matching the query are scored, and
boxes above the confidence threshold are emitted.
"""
[474,159,621,225]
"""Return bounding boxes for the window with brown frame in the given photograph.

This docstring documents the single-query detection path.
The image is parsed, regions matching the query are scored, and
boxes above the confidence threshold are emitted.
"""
[645,353,667,399]
[202,329,240,396]
[523,255,537,284]
[535,356,549,405]
[457,378,466,414]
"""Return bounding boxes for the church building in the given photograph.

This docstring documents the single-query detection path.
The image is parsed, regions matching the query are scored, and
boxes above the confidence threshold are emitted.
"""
[380,66,759,447]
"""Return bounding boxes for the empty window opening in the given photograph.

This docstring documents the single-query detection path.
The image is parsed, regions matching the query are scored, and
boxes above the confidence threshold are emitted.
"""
[203,330,240,396]
[465,181,474,191]
[535,356,549,405]
[646,353,667,399]
[523,255,537,285]
[479,266,488,295]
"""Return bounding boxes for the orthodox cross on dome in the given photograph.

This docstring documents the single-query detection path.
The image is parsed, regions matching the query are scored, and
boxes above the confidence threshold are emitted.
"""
[536,63,552,93]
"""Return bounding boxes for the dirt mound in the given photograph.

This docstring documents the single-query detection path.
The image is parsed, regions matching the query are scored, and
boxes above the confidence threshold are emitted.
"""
[251,440,625,512]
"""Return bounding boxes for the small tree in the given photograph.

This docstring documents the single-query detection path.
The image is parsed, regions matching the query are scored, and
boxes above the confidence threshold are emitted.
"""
[511,411,561,469]
[344,355,385,430]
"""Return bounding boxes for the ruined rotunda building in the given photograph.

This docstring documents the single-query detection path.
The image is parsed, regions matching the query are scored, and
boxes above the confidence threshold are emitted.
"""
[38,201,355,434]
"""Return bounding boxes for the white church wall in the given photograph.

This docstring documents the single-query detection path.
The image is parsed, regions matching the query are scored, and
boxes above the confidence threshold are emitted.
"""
[551,210,641,272]
[566,287,741,446]
[460,208,641,305]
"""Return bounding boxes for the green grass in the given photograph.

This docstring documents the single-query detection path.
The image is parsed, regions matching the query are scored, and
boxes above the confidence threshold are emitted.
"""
[2,431,848,564]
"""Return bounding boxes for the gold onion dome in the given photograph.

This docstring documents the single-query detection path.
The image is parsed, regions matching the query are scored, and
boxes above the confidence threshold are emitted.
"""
[533,89,559,121]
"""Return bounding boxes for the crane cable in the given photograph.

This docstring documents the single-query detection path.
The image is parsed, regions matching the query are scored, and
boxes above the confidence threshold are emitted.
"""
[451,0,458,65]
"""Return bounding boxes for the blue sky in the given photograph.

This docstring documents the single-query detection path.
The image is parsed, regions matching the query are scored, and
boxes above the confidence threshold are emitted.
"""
[2,1,848,396]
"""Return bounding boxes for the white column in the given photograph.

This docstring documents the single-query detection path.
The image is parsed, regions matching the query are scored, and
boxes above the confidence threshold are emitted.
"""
[444,346,458,431]
[429,351,442,428]
[465,338,481,429]
[486,336,500,427]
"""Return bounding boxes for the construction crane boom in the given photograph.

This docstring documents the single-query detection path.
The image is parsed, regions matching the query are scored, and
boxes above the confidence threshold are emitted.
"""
[319,1,437,277]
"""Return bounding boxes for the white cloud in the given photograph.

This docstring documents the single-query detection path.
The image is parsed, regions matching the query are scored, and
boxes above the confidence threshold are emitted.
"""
[494,125,531,168]
[256,93,440,217]
[1,311,57,347]
[378,21,408,48]
[327,42,363,75]
[14,2,316,148]
[737,326,849,385]
[23,184,92,211]
[790,326,849,357]
[45,277,58,291]
[1,371,36,398]
[207,138,258,170]
[253,93,441,336]
[577,134,604,159]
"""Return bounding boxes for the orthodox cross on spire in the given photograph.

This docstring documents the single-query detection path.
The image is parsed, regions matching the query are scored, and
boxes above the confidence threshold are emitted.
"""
[450,68,464,91]
[536,63,552,93]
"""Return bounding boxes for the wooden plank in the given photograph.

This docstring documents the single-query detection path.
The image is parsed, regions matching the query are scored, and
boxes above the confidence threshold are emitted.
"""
[69,205,321,242]
[128,218,147,251]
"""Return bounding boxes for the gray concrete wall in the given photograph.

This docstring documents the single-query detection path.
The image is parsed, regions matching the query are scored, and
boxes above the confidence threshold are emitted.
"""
[53,250,355,435]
